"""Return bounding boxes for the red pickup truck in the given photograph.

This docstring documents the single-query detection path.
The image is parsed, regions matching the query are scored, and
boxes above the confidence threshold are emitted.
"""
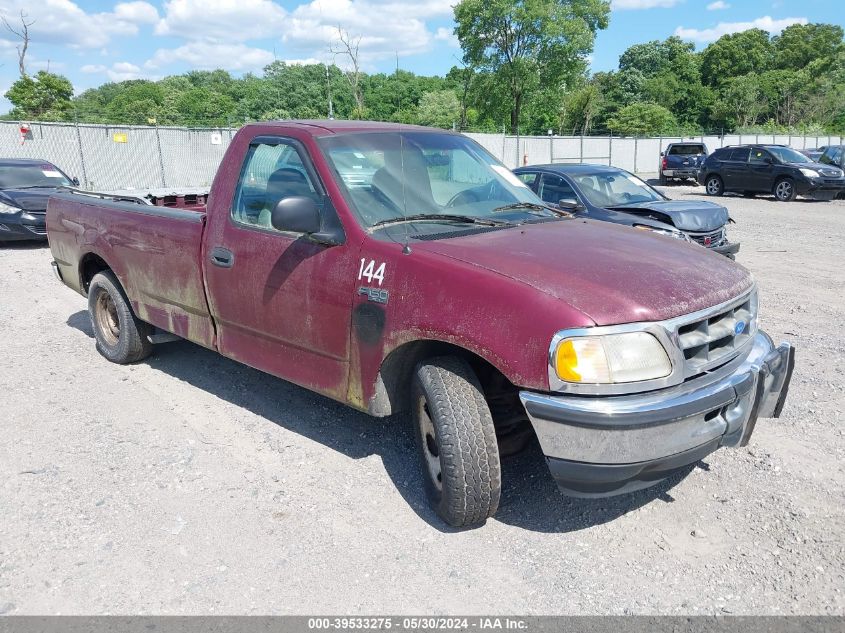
[47,121,795,527]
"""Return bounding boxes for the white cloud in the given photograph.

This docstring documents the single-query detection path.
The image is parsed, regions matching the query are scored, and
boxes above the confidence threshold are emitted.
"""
[434,27,458,48]
[706,1,730,10]
[154,0,288,41]
[611,0,681,9]
[0,0,159,49]
[79,61,148,81]
[280,0,454,66]
[674,15,808,42]
[145,41,275,71]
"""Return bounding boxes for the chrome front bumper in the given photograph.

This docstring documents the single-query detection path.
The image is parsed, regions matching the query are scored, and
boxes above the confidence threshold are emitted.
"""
[519,331,794,496]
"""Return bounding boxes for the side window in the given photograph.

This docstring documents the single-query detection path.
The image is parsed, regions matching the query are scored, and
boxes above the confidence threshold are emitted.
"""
[517,172,537,188]
[729,148,750,162]
[232,139,318,231]
[538,174,578,205]
[749,149,770,164]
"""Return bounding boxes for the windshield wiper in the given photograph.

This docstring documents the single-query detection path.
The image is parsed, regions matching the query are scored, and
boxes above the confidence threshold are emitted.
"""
[370,213,515,230]
[491,202,567,216]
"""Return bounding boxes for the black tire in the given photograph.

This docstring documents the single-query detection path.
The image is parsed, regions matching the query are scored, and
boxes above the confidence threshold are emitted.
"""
[88,270,152,364]
[658,173,667,186]
[705,175,724,196]
[411,356,501,528]
[742,191,756,198]
[774,178,797,202]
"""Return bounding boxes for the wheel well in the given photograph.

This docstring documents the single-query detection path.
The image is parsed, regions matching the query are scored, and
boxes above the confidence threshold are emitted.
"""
[370,340,527,433]
[79,253,111,294]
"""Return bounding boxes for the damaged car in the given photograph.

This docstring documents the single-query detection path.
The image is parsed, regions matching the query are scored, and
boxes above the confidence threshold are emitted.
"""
[514,164,739,258]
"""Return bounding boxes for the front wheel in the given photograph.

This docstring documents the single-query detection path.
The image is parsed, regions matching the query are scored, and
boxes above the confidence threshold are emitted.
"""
[705,175,724,196]
[88,271,152,364]
[412,356,501,528]
[774,178,797,202]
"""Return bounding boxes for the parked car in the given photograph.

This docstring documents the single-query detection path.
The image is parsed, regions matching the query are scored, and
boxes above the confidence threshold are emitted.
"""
[818,145,845,199]
[514,164,739,258]
[799,147,827,162]
[0,159,78,242]
[659,142,708,184]
[699,144,845,201]
[47,121,794,528]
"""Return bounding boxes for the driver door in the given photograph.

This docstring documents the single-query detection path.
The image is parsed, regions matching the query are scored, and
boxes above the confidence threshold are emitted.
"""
[748,148,775,192]
[203,135,357,400]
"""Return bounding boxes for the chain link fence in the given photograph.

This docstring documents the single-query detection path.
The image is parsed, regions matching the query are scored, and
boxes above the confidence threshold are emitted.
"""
[2,120,841,191]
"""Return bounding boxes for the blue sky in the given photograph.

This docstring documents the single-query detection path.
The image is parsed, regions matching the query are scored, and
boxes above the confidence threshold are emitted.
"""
[0,0,842,113]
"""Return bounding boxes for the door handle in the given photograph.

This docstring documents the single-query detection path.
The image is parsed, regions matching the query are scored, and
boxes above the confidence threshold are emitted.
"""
[210,246,234,268]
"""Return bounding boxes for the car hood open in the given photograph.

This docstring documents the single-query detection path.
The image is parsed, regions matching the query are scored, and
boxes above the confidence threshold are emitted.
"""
[415,218,752,326]
[610,200,730,232]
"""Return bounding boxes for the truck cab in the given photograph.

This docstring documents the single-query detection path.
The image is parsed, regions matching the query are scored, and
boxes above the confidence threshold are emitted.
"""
[47,121,795,528]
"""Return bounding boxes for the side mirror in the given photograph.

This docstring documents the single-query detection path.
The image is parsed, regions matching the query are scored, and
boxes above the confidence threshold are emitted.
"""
[558,199,583,211]
[271,196,321,234]
[71,177,80,187]
[660,151,665,157]
[765,156,774,165]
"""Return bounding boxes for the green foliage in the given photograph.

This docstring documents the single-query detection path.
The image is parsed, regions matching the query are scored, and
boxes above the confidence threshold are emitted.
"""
[606,102,678,136]
[416,90,461,128]
[5,71,74,120]
[454,0,610,133]
[700,29,772,86]
[5,17,842,137]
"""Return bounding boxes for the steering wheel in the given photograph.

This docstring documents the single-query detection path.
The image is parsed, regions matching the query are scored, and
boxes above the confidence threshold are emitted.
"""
[446,189,480,208]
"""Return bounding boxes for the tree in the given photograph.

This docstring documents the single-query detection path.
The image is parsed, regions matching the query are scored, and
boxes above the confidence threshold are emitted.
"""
[700,29,772,86]
[710,73,766,130]
[2,10,35,76]
[606,102,677,136]
[454,0,610,133]
[772,23,845,71]
[416,90,461,128]
[5,71,73,120]
[332,27,365,117]
[619,36,698,83]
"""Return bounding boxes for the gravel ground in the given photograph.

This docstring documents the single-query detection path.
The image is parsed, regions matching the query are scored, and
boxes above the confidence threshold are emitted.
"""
[0,184,843,615]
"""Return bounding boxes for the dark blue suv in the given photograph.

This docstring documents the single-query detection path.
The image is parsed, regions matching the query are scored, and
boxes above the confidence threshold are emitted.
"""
[698,145,845,201]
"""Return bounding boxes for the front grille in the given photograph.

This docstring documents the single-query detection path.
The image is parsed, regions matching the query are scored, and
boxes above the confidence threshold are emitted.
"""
[675,292,756,376]
[687,227,726,248]
[819,167,843,178]
[24,225,47,235]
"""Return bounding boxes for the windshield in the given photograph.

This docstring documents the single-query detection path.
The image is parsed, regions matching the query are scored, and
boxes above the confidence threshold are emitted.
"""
[571,171,664,208]
[668,145,705,155]
[0,164,72,189]
[318,131,547,230]
[768,147,812,164]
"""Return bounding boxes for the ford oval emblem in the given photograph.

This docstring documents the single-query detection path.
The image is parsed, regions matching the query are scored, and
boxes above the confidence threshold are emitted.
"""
[735,321,746,335]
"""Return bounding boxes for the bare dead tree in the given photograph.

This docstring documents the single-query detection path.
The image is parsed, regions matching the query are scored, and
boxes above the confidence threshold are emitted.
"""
[331,26,364,115]
[2,10,35,77]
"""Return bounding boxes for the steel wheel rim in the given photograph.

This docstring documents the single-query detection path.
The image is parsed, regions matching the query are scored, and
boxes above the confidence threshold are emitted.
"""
[417,395,442,491]
[95,291,120,346]
[707,179,720,194]
[776,181,792,199]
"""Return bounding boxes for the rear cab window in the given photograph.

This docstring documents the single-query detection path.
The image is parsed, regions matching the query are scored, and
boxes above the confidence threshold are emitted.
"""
[667,144,706,156]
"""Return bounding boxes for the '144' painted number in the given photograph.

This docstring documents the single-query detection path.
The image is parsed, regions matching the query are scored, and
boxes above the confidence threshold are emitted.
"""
[358,259,386,286]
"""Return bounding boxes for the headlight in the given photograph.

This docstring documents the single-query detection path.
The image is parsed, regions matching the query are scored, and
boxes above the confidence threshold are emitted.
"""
[799,168,820,178]
[553,332,672,384]
[0,201,21,214]
[634,224,692,243]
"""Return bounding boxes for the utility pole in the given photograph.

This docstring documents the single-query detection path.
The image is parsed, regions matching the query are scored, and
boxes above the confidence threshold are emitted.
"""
[325,63,334,119]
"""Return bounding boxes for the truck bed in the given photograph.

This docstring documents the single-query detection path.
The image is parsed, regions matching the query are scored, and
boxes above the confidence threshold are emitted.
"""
[47,191,216,349]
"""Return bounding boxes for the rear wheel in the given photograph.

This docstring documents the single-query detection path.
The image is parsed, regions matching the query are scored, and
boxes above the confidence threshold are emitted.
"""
[412,356,501,528]
[774,178,797,202]
[88,271,152,364]
[705,175,724,196]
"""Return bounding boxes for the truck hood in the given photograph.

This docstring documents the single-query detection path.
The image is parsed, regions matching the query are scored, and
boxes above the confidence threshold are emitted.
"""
[0,187,61,212]
[610,200,730,232]
[415,218,752,326]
